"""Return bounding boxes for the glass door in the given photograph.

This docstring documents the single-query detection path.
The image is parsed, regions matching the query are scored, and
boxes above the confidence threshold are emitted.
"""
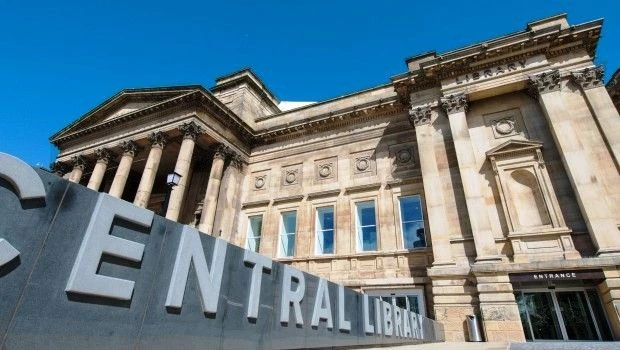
[516,292,563,341]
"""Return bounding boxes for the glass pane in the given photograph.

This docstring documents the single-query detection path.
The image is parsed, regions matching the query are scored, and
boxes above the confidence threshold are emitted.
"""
[400,196,423,222]
[282,211,296,234]
[395,296,407,310]
[522,292,562,340]
[587,290,613,341]
[361,226,377,251]
[249,216,262,238]
[358,203,376,226]
[403,222,426,249]
[407,295,420,314]
[323,230,334,254]
[556,291,598,340]
[248,237,260,252]
[318,207,334,230]
[515,292,533,341]
[280,233,295,257]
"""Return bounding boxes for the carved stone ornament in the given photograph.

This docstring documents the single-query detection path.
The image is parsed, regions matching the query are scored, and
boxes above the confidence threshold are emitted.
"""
[395,149,412,164]
[94,148,113,164]
[50,161,69,176]
[318,164,332,178]
[213,144,230,161]
[148,131,168,148]
[254,175,266,190]
[355,157,371,172]
[284,170,298,184]
[178,121,204,140]
[440,94,468,114]
[493,118,516,135]
[71,155,87,170]
[571,66,604,90]
[119,140,139,156]
[529,70,561,94]
[408,106,432,127]
[230,153,244,170]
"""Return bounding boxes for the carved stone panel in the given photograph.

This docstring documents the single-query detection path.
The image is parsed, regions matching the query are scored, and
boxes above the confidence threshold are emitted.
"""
[483,108,528,139]
[388,143,416,173]
[314,156,337,183]
[281,163,302,187]
[350,150,376,178]
[251,170,269,191]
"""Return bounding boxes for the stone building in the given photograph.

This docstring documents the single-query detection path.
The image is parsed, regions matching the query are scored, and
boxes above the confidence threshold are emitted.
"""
[49,14,620,342]
[607,68,620,112]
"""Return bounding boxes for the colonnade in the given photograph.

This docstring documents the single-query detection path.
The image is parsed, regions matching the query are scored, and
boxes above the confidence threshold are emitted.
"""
[53,121,243,235]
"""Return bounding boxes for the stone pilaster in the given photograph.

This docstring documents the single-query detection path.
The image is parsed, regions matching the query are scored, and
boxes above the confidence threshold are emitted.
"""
[571,66,620,169]
[87,148,112,191]
[68,155,87,183]
[166,121,203,221]
[530,70,620,256]
[441,94,501,262]
[409,105,454,266]
[198,144,228,234]
[134,131,167,208]
[475,273,525,342]
[598,266,620,339]
[109,140,138,198]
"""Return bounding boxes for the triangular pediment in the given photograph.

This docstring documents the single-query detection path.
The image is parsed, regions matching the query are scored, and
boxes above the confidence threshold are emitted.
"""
[50,86,201,142]
[486,139,543,157]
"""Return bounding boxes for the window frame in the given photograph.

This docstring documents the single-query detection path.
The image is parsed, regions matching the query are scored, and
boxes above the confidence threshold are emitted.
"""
[354,199,378,252]
[315,205,336,255]
[365,288,426,317]
[278,210,297,257]
[398,195,426,250]
[245,214,263,253]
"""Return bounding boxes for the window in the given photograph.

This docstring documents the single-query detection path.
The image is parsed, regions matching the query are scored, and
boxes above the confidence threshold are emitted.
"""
[355,201,377,251]
[246,215,263,253]
[366,289,426,317]
[399,196,425,249]
[278,211,297,257]
[315,206,335,255]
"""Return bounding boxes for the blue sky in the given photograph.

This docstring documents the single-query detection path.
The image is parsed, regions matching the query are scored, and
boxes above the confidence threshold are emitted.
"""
[1,1,618,166]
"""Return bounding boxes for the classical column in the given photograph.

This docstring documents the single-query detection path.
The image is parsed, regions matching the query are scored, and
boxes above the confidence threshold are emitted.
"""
[166,121,203,221]
[68,155,87,183]
[409,105,454,266]
[87,148,112,191]
[109,140,138,198]
[50,161,69,178]
[214,154,244,241]
[134,131,167,208]
[441,94,501,262]
[198,144,228,234]
[530,70,620,255]
[571,66,620,169]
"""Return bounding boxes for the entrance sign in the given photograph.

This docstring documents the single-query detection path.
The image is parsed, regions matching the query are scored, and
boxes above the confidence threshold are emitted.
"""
[0,152,443,349]
[509,270,605,283]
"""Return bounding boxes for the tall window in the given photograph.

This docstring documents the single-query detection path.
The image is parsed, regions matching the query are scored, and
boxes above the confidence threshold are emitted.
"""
[355,201,377,251]
[315,206,335,255]
[366,289,426,317]
[279,211,297,257]
[399,196,425,249]
[246,215,263,253]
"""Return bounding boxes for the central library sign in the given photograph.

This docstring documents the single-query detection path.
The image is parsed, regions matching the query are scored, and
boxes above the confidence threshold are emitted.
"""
[0,152,443,349]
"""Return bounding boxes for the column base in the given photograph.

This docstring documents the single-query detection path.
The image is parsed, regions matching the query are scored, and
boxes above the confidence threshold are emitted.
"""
[475,255,503,263]
[432,260,456,267]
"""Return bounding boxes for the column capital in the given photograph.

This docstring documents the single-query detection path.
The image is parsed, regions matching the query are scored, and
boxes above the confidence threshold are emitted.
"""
[50,161,69,176]
[408,105,432,127]
[440,93,468,114]
[148,131,168,149]
[178,121,204,140]
[71,155,88,170]
[213,144,230,160]
[230,153,245,170]
[119,140,139,156]
[94,148,113,164]
[529,69,561,95]
[571,66,604,90]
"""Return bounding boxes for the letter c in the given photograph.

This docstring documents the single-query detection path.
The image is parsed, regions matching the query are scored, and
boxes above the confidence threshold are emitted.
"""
[0,152,46,266]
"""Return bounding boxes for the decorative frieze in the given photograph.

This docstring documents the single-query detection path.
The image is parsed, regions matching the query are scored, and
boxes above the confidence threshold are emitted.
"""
[440,94,468,114]
[571,66,604,90]
[408,106,432,127]
[178,121,204,140]
[119,140,139,156]
[148,131,168,148]
[94,148,113,164]
[529,70,561,94]
[281,164,302,187]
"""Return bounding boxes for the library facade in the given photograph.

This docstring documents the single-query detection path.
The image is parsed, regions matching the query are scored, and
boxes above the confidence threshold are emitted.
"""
[49,14,620,342]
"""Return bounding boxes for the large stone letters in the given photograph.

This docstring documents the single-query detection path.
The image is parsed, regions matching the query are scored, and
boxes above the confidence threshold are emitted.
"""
[243,249,273,319]
[165,225,228,314]
[311,278,334,329]
[65,193,153,300]
[0,153,46,267]
[280,265,305,326]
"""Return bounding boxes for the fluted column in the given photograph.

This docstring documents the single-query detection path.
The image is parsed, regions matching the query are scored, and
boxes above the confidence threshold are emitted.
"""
[109,140,138,198]
[198,144,228,234]
[441,94,501,262]
[134,132,167,207]
[530,70,620,255]
[68,155,87,183]
[409,105,454,266]
[215,155,244,241]
[166,122,203,221]
[87,148,112,191]
[571,66,620,169]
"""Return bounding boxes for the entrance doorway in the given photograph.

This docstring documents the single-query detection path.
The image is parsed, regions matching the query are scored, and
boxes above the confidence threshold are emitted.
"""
[515,289,612,341]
